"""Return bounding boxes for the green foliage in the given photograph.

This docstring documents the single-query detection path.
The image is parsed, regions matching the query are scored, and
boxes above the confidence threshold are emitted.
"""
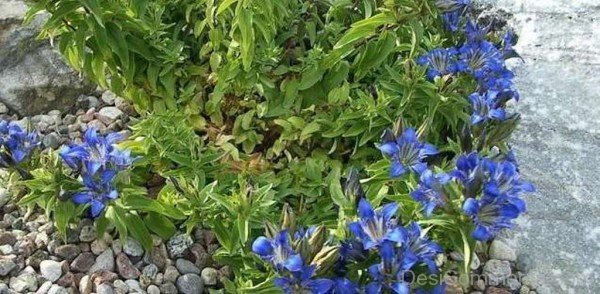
[21,0,520,292]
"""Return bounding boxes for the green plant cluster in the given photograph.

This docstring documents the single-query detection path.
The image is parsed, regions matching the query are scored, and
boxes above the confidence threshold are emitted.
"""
[2,0,531,292]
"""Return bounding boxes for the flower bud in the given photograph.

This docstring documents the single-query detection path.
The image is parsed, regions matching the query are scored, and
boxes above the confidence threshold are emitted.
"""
[311,245,340,274]
[281,203,296,232]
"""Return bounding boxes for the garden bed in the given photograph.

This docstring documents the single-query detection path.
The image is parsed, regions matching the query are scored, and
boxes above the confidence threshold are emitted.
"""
[0,0,540,293]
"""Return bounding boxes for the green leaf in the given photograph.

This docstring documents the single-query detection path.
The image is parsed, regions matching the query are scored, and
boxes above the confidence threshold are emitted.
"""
[121,193,186,220]
[300,122,321,143]
[217,0,238,15]
[238,9,255,71]
[145,212,176,239]
[334,13,396,49]
[125,212,153,251]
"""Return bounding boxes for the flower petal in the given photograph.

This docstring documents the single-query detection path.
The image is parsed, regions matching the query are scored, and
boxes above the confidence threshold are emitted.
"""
[251,237,273,256]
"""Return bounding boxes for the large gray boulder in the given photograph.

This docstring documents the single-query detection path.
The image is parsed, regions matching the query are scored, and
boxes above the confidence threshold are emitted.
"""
[0,0,94,116]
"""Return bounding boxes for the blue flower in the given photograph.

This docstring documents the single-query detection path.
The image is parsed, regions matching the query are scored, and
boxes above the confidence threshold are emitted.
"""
[435,0,470,31]
[463,192,524,241]
[405,222,443,273]
[334,239,368,275]
[417,48,460,80]
[273,266,333,294]
[485,160,535,199]
[468,91,507,125]
[457,154,534,241]
[0,121,39,166]
[59,128,131,175]
[73,169,119,218]
[366,241,418,294]
[465,20,490,43]
[451,152,486,198]
[331,278,359,294]
[410,170,451,216]
[377,128,438,178]
[458,41,504,79]
[348,199,407,250]
[252,230,303,272]
[441,10,463,32]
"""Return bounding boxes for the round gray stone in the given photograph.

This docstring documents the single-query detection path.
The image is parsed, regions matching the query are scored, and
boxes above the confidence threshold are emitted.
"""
[175,259,200,275]
[176,274,204,294]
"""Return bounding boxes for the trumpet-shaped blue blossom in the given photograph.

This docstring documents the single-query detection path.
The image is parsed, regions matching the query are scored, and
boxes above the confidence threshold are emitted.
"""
[73,170,119,218]
[0,121,39,166]
[465,20,490,44]
[410,170,452,216]
[405,222,444,273]
[435,0,471,31]
[273,265,334,294]
[60,128,132,175]
[485,159,535,199]
[463,192,525,241]
[469,91,507,125]
[366,241,418,294]
[348,199,407,250]
[60,128,133,218]
[252,230,303,272]
[378,128,438,178]
[452,152,486,198]
[335,239,368,275]
[331,278,359,294]
[417,48,460,80]
[454,152,534,240]
[458,41,504,79]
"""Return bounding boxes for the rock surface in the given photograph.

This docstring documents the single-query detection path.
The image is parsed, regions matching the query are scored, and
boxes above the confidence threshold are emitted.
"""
[0,0,94,116]
[477,0,600,293]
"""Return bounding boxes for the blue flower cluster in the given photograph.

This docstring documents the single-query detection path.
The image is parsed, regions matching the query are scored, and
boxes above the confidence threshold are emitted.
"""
[453,152,534,241]
[60,128,133,218]
[253,198,445,293]
[0,120,39,168]
[424,1,521,126]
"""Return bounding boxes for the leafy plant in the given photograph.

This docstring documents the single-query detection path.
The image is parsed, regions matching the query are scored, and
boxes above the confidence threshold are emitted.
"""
[12,0,538,293]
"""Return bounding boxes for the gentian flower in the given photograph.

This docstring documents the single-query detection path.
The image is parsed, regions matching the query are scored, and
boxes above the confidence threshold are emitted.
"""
[469,91,506,125]
[410,170,451,216]
[348,199,407,250]
[417,48,460,80]
[435,0,470,31]
[59,128,131,175]
[452,152,486,198]
[73,170,119,218]
[334,239,368,275]
[485,159,535,199]
[501,30,521,60]
[331,278,359,294]
[60,128,133,218]
[405,222,444,273]
[463,192,524,241]
[441,10,462,31]
[366,241,418,294]
[458,41,504,79]
[377,128,438,178]
[465,20,490,43]
[273,265,333,294]
[0,121,39,166]
[252,230,303,272]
